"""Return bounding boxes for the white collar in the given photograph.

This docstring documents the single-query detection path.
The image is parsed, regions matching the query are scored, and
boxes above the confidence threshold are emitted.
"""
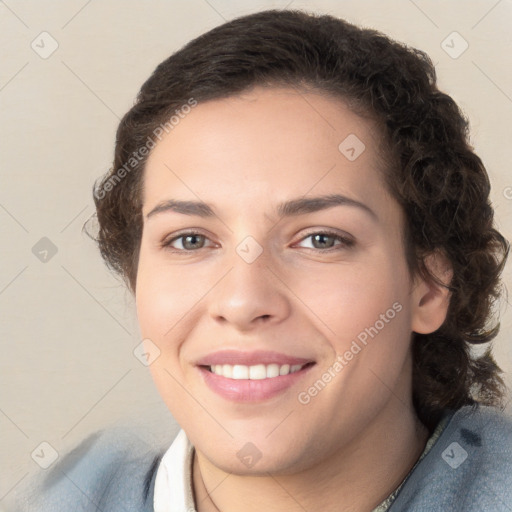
[154,429,196,512]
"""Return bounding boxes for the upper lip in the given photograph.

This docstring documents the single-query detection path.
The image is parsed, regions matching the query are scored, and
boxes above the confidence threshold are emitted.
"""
[195,350,315,367]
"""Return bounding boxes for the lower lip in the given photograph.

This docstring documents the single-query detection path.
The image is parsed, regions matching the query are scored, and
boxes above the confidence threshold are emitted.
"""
[199,365,314,403]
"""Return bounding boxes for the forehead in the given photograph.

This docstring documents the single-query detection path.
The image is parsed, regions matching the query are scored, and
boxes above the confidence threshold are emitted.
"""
[142,86,394,220]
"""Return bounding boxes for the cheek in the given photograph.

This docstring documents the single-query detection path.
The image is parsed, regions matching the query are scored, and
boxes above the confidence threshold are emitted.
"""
[135,253,204,417]
[135,247,207,339]
[291,259,414,422]
[290,254,411,348]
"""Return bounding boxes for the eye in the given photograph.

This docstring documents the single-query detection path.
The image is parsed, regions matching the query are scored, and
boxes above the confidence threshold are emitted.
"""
[295,230,355,251]
[161,229,354,253]
[161,231,214,252]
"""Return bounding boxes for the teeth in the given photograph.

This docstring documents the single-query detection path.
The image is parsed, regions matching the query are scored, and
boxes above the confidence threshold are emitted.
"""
[249,364,266,380]
[222,364,233,378]
[266,364,280,378]
[232,365,249,379]
[209,363,305,379]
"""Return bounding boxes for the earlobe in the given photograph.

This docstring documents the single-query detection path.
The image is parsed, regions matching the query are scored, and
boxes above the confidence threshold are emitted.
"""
[411,252,453,334]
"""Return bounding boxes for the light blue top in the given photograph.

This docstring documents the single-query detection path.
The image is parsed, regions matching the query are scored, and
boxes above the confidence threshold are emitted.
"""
[11,404,512,511]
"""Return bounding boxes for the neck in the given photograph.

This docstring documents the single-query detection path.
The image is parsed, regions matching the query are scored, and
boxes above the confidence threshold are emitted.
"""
[192,397,429,512]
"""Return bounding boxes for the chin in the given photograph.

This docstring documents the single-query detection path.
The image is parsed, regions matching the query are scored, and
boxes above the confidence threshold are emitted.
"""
[195,427,322,476]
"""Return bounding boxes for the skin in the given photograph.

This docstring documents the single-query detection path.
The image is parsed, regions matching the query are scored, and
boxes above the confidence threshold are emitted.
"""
[135,86,452,511]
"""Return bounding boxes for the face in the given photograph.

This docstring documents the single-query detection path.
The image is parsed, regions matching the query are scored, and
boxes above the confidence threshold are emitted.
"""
[136,86,429,475]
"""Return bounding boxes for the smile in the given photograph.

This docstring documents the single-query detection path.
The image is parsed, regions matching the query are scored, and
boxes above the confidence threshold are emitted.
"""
[195,350,316,402]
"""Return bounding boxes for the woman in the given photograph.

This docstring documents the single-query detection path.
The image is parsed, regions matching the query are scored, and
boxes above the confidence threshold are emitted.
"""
[18,9,511,512]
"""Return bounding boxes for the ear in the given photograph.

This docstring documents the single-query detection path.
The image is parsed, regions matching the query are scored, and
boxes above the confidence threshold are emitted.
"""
[411,251,453,334]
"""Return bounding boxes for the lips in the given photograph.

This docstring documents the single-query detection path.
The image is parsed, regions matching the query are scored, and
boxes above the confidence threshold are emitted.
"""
[195,350,315,402]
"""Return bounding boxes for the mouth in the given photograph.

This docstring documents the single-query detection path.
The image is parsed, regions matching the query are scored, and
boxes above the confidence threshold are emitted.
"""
[195,350,316,402]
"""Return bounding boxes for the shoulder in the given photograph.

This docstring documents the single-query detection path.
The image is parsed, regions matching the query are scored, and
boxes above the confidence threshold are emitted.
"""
[11,426,167,512]
[390,404,512,511]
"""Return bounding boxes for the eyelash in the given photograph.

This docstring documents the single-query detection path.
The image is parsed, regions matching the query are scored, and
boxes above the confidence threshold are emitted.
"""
[160,229,355,253]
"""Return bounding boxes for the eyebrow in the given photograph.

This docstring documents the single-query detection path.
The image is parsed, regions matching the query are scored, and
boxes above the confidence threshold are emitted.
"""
[145,194,377,221]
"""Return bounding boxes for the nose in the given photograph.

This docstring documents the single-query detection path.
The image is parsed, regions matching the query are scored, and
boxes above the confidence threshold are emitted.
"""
[207,247,291,332]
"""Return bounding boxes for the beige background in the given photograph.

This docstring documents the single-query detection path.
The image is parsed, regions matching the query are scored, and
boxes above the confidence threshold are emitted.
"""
[1,0,511,507]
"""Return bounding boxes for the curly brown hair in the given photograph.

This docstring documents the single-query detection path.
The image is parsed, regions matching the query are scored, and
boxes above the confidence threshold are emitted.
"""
[89,9,509,431]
